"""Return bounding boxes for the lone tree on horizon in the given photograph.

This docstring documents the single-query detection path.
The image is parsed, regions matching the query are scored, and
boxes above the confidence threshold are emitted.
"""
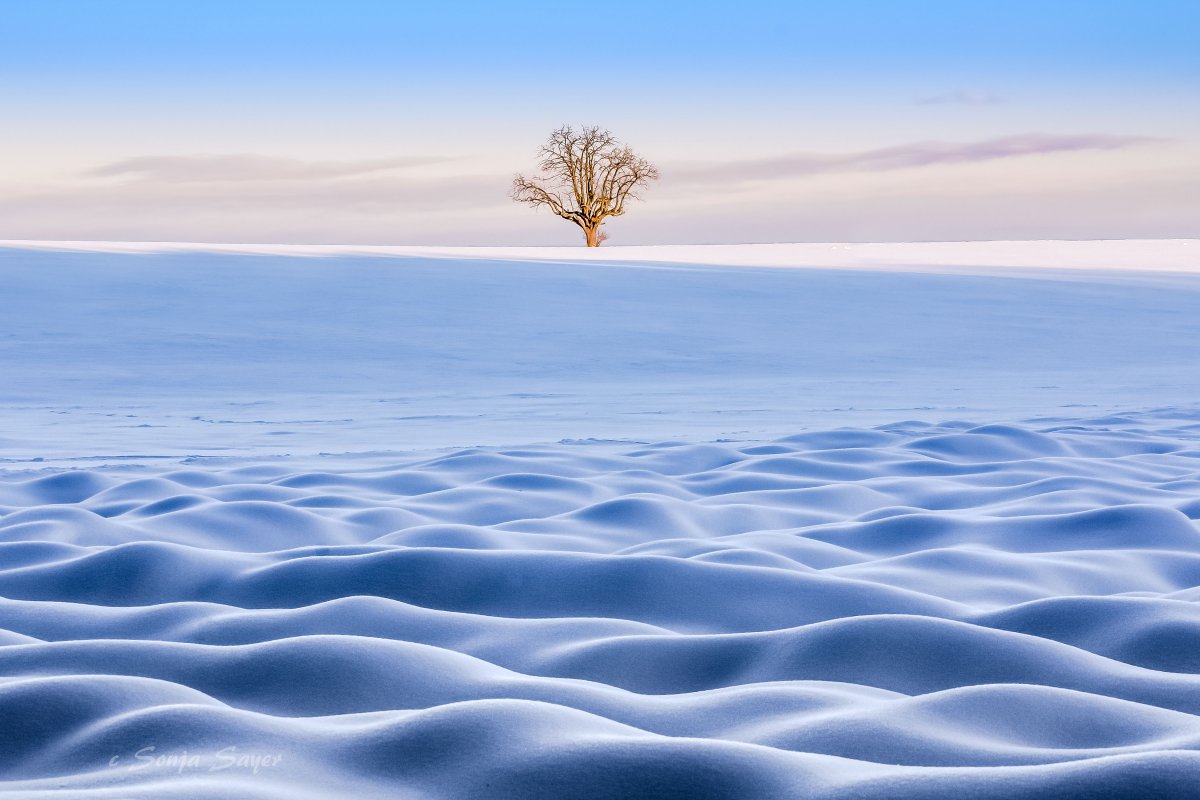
[512,126,658,247]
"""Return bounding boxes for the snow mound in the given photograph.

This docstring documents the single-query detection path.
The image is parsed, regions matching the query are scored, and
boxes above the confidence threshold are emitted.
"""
[2,413,1200,797]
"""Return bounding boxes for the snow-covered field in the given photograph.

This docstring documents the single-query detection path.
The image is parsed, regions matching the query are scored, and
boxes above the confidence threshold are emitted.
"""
[2,240,1200,798]
[3,239,1198,464]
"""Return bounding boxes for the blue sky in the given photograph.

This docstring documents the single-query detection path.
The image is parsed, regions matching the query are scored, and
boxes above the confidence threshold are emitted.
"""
[1,1,1196,244]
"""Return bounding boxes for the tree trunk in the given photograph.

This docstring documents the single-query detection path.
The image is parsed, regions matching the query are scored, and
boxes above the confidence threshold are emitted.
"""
[584,226,600,247]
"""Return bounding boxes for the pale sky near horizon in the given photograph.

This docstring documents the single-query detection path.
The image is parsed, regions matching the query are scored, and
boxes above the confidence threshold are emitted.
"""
[2,1,1197,245]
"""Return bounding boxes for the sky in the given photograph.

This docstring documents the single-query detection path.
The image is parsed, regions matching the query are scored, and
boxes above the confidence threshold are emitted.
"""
[1,0,1197,245]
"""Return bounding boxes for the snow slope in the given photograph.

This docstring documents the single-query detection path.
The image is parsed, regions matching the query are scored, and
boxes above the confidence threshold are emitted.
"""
[1,240,1199,797]
[2,240,1199,464]
[4,238,1196,273]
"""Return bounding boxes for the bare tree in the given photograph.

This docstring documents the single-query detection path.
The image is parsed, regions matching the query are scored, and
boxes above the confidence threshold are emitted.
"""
[512,126,658,247]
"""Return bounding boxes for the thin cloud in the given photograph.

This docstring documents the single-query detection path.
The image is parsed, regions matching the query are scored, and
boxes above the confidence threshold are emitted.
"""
[86,154,453,183]
[0,171,520,243]
[22,173,507,213]
[915,90,1005,106]
[669,134,1163,186]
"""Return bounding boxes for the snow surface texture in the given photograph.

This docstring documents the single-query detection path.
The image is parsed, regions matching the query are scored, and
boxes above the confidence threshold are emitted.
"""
[3,417,1200,798]
[1,241,1199,798]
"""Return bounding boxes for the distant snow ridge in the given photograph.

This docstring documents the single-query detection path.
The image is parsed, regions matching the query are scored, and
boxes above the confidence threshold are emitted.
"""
[2,412,1200,798]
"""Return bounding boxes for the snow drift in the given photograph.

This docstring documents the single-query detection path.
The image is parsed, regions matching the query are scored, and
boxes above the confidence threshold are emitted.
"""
[2,415,1200,797]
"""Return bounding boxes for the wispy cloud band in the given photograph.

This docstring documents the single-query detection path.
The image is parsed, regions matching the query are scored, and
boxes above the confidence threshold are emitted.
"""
[669,133,1163,185]
[86,154,452,183]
